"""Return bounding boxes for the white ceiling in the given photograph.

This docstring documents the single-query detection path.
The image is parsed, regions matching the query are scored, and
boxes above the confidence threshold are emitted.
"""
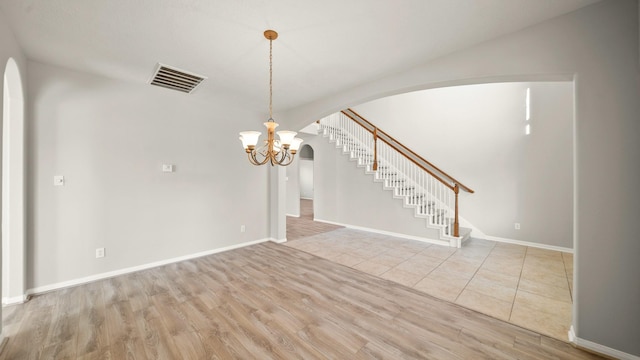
[0,0,599,113]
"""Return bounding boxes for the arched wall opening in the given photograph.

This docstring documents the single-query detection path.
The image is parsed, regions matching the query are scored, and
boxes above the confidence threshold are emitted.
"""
[283,79,576,340]
[288,79,574,249]
[2,57,26,305]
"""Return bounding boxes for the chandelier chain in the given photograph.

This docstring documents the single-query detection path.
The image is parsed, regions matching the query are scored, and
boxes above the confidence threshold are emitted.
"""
[269,37,273,119]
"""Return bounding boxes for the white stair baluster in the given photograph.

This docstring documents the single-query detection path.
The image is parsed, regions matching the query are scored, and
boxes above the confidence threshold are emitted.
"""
[438,181,441,226]
[319,111,470,244]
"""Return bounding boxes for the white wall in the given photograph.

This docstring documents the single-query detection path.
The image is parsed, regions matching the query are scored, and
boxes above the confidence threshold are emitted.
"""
[285,158,300,217]
[352,81,573,248]
[282,0,640,356]
[26,61,271,290]
[299,159,314,200]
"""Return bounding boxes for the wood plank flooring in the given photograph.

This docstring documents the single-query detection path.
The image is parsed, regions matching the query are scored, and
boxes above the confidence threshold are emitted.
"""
[1,242,601,359]
[286,202,342,240]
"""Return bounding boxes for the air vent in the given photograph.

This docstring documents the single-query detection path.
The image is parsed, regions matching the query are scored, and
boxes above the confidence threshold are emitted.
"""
[149,63,206,93]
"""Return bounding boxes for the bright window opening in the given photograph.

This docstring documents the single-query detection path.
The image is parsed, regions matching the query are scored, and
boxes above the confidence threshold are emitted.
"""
[525,87,531,135]
[526,88,530,121]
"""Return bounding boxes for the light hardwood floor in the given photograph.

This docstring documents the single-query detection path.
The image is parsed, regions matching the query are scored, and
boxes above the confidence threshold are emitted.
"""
[1,200,592,359]
[286,200,574,341]
[1,241,600,359]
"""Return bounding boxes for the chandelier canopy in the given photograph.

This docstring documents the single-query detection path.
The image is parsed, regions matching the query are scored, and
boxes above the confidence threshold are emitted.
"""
[239,30,303,166]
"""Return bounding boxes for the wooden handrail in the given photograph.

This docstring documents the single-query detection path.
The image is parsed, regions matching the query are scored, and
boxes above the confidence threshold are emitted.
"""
[377,132,454,191]
[340,111,452,188]
[342,109,474,194]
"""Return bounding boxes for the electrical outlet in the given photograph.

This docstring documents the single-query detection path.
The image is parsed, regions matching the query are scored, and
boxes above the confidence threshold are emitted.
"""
[515,223,521,230]
[53,175,65,186]
[96,248,105,258]
[240,225,246,233]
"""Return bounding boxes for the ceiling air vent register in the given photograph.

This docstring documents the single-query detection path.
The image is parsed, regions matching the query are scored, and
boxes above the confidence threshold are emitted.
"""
[149,63,206,93]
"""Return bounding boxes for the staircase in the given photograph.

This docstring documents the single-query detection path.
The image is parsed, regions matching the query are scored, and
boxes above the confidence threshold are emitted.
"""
[317,110,474,247]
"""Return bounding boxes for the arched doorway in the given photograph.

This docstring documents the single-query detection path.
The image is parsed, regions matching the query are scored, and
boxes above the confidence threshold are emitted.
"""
[2,58,26,305]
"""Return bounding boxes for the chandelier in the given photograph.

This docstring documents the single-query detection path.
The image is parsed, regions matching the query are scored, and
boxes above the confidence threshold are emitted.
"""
[239,30,303,166]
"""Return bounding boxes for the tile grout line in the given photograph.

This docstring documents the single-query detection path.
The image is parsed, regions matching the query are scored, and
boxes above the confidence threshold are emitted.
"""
[382,245,455,293]
[376,246,423,278]
[402,246,447,287]
[561,252,574,303]
[508,246,528,321]
[453,242,496,303]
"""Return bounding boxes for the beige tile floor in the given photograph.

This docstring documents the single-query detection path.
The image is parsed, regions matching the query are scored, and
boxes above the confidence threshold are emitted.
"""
[286,200,574,341]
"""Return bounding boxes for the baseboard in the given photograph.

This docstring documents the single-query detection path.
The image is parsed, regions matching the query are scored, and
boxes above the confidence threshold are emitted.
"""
[570,326,640,360]
[26,237,273,296]
[2,294,28,306]
[484,235,573,253]
[286,213,300,218]
[568,325,576,343]
[271,238,287,244]
[300,197,313,200]
[313,218,448,247]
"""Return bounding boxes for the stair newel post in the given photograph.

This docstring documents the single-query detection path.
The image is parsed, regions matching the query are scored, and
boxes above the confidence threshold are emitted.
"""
[454,184,460,237]
[373,127,378,171]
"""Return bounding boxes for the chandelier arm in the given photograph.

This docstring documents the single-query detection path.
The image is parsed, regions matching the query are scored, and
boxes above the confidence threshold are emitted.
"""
[279,152,296,166]
[247,151,260,165]
[281,150,295,166]
[277,148,290,164]
[257,142,272,162]
[267,147,280,166]
[249,149,270,166]
[257,146,268,158]
[258,152,271,165]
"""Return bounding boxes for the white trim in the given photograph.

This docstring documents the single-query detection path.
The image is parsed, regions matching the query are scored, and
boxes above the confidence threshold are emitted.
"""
[568,325,576,343]
[571,76,579,352]
[26,238,272,296]
[484,235,573,253]
[300,196,313,200]
[271,238,287,244]
[286,213,300,218]
[2,294,27,306]
[314,218,449,247]
[2,58,26,310]
[573,333,640,360]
